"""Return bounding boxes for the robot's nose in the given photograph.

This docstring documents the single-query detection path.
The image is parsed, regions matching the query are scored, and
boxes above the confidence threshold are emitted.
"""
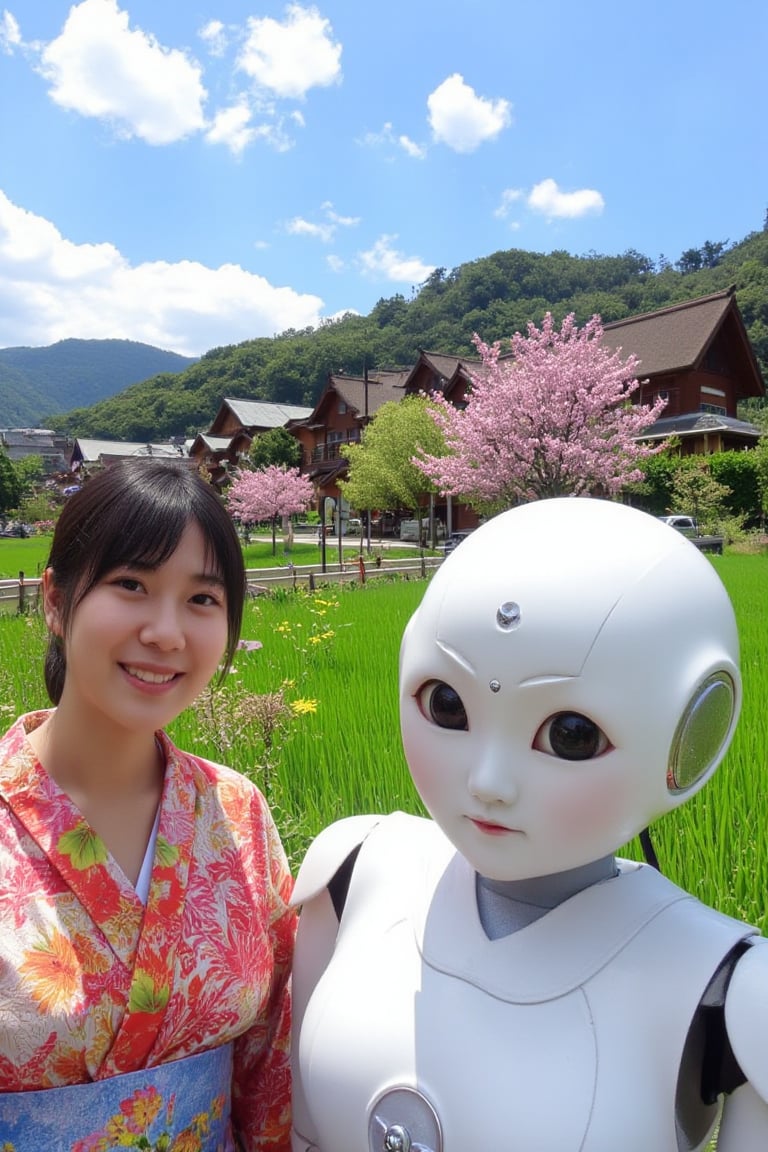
[467,748,520,806]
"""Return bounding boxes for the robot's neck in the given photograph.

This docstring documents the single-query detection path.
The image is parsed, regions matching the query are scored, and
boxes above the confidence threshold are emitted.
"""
[476,855,618,940]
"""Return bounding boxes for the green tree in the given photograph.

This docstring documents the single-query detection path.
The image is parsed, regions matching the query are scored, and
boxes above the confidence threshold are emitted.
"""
[626,447,681,514]
[340,396,447,532]
[18,490,59,525]
[0,450,22,515]
[248,427,302,470]
[11,455,45,511]
[709,450,761,522]
[752,435,768,527]
[670,460,732,532]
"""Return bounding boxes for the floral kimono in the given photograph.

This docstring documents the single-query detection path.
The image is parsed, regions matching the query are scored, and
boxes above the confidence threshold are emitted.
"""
[0,711,296,1151]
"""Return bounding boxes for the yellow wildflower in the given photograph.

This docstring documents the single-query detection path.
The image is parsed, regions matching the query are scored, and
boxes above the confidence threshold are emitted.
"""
[290,699,318,715]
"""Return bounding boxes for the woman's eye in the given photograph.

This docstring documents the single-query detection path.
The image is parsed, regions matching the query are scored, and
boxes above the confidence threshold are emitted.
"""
[191,592,222,607]
[114,577,142,592]
[533,712,611,761]
[416,681,468,730]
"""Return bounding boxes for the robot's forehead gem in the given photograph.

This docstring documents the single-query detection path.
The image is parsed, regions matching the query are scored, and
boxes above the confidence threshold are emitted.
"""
[496,601,521,630]
[489,680,501,694]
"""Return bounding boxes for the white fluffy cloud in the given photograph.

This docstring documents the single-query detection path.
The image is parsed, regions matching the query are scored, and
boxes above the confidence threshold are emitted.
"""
[359,122,426,159]
[398,134,426,159]
[528,178,605,219]
[238,4,342,99]
[204,102,258,156]
[494,188,523,219]
[9,1,335,155]
[358,235,434,284]
[37,0,207,145]
[287,218,336,243]
[286,203,360,244]
[0,191,323,356]
[198,19,228,57]
[322,203,360,228]
[0,9,21,53]
[427,73,511,153]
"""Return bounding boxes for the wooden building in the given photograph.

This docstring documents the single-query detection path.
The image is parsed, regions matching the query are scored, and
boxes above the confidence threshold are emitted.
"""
[289,370,409,509]
[189,398,313,485]
[602,287,764,453]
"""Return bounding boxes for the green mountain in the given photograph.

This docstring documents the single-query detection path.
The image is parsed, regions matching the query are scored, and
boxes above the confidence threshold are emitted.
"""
[49,227,768,442]
[0,338,197,428]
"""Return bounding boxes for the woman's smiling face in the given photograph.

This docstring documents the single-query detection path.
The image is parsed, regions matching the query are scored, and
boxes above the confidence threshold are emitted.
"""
[44,521,229,738]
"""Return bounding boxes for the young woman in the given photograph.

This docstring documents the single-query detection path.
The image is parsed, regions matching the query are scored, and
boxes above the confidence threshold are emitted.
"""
[0,459,295,1151]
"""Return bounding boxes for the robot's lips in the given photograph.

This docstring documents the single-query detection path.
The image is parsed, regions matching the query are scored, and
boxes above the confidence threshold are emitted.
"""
[468,817,523,837]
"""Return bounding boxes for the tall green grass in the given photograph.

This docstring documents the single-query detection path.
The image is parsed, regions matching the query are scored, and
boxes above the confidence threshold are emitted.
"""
[635,552,768,931]
[0,536,52,579]
[1,556,766,933]
[170,580,426,864]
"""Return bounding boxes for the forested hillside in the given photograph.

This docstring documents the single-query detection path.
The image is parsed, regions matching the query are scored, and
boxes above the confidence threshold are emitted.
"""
[0,339,196,428]
[49,226,768,442]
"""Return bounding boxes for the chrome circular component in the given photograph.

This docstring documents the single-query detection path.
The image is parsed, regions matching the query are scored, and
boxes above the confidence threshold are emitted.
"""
[369,1086,442,1152]
[383,1125,411,1152]
[667,673,736,792]
[489,679,501,694]
[496,601,521,629]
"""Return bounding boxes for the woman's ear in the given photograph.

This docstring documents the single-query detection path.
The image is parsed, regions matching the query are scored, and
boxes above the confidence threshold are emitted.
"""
[41,568,64,637]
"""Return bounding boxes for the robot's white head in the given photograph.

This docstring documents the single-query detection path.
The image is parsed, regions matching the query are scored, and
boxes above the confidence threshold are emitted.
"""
[399,498,740,881]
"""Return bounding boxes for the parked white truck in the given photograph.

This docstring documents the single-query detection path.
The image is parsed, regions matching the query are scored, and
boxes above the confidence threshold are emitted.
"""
[657,515,724,554]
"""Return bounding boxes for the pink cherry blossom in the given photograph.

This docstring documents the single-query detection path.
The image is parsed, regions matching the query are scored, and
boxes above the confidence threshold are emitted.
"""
[226,465,313,525]
[415,312,668,511]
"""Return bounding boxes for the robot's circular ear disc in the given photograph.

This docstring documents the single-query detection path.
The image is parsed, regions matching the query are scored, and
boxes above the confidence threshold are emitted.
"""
[667,672,736,793]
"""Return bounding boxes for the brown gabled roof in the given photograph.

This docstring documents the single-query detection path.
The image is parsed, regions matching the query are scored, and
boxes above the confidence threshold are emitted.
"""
[332,374,405,417]
[295,373,405,425]
[419,351,473,379]
[373,368,411,388]
[403,350,480,392]
[601,288,738,376]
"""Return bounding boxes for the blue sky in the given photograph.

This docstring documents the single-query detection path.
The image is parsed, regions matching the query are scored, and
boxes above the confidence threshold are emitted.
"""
[0,0,766,357]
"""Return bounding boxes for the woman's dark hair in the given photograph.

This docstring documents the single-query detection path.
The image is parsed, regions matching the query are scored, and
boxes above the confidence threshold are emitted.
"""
[44,459,245,703]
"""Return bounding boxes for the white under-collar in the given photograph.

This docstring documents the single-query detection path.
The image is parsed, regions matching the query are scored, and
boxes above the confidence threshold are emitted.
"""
[135,804,161,905]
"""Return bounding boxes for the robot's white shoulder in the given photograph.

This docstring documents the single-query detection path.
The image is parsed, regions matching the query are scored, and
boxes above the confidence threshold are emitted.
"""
[291,815,382,907]
[725,939,768,1104]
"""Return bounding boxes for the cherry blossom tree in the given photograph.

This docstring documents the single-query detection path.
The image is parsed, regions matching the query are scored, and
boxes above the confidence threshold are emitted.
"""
[227,465,314,554]
[415,313,668,513]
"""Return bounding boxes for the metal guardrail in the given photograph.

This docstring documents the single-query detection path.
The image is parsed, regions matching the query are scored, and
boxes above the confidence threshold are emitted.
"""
[0,576,42,612]
[246,554,442,594]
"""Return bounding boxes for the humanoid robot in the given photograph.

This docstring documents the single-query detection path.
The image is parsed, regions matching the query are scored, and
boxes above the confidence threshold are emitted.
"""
[290,498,768,1152]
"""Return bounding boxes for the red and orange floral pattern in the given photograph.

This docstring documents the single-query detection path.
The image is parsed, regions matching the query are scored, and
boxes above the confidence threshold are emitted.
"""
[0,711,296,1150]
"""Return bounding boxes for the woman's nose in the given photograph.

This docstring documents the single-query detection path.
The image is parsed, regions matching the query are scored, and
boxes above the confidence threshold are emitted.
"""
[139,601,186,650]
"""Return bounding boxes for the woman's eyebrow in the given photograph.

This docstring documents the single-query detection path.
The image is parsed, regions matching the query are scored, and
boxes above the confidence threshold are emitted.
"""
[197,571,227,588]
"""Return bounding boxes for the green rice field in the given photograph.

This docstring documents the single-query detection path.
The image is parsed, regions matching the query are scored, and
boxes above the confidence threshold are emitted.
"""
[0,550,766,935]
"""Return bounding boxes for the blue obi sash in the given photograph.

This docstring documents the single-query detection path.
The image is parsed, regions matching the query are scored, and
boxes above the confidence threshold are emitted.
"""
[0,1042,235,1151]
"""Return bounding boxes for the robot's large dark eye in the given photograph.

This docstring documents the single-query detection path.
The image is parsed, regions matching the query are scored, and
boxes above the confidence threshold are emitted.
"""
[416,681,468,730]
[534,712,610,761]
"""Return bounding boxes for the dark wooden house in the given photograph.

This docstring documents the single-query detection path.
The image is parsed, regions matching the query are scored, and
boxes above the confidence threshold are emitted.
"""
[602,287,764,453]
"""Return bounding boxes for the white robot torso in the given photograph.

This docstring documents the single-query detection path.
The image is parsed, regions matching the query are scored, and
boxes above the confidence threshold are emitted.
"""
[293,813,755,1152]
